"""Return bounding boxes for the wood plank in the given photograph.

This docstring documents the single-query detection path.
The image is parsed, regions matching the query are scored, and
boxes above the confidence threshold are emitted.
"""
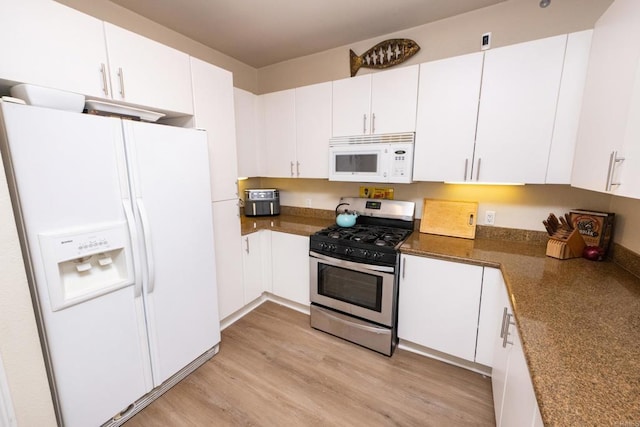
[126,302,495,426]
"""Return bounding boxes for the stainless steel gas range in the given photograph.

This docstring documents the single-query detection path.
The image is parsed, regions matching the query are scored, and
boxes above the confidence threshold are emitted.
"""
[309,197,415,356]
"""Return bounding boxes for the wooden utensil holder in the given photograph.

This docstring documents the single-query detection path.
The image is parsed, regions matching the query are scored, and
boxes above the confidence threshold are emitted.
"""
[546,228,586,260]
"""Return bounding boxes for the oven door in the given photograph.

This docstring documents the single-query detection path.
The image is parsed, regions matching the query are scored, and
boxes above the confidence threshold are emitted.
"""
[309,251,396,327]
[328,143,390,183]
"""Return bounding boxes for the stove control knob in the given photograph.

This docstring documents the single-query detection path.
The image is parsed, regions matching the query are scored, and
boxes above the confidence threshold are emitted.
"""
[362,250,371,258]
[318,242,326,250]
[344,247,354,255]
[372,252,382,260]
[329,244,337,252]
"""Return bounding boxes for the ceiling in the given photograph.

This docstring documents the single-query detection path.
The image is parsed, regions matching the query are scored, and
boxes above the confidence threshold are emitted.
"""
[108,0,507,68]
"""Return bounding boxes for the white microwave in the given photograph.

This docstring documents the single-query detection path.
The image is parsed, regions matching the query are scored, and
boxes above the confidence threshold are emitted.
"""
[328,133,414,183]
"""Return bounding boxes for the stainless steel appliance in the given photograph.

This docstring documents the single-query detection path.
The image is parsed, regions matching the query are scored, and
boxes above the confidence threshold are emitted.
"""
[309,197,415,356]
[244,188,280,216]
[328,133,415,183]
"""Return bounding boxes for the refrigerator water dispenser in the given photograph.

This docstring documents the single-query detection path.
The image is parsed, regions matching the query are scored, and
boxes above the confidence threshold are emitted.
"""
[39,221,134,311]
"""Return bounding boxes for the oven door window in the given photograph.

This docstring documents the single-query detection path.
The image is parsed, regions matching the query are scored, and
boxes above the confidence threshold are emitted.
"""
[334,153,378,173]
[317,264,383,312]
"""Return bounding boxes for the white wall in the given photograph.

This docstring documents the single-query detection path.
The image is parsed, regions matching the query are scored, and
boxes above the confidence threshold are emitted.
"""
[0,153,57,426]
[257,0,613,93]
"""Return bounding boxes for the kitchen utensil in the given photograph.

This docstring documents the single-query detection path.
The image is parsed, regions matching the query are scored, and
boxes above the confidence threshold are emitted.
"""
[335,202,358,227]
[420,199,478,239]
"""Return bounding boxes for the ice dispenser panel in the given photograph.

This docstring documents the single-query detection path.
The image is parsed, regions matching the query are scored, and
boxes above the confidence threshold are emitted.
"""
[39,221,134,311]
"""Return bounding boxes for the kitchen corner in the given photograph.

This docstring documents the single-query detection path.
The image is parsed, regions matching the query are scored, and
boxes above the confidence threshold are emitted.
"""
[249,207,640,425]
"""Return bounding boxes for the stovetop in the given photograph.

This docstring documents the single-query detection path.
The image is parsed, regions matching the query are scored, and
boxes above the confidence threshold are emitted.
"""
[313,224,412,248]
[310,224,413,266]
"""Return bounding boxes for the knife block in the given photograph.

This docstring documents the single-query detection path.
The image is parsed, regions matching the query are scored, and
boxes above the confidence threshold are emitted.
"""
[546,228,586,260]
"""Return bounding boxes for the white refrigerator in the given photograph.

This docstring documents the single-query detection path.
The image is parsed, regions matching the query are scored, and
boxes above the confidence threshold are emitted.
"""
[0,101,220,426]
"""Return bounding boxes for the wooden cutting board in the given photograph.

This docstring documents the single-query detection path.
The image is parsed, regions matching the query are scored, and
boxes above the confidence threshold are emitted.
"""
[420,199,478,239]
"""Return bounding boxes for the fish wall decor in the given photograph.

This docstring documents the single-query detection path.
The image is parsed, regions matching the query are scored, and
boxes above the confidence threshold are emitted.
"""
[350,39,420,77]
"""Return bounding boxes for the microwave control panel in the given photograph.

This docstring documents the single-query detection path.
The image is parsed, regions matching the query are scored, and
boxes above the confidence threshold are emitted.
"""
[389,143,414,180]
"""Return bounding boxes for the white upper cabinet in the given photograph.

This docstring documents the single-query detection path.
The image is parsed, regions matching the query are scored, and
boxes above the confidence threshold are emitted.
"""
[413,52,483,182]
[332,65,419,137]
[572,0,640,199]
[104,23,193,115]
[474,34,566,184]
[545,30,593,184]
[0,0,109,98]
[260,89,297,177]
[295,82,332,178]
[259,83,332,178]
[191,57,238,202]
[414,34,577,184]
[234,88,262,178]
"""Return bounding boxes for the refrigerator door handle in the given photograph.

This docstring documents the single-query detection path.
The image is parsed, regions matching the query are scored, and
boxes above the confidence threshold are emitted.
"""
[136,198,156,294]
[123,199,143,298]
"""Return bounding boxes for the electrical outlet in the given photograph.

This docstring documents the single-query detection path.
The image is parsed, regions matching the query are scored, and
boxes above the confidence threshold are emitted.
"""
[305,198,312,207]
[485,210,496,225]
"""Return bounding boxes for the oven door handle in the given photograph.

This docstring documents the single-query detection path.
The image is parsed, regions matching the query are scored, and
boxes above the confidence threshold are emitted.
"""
[309,251,395,274]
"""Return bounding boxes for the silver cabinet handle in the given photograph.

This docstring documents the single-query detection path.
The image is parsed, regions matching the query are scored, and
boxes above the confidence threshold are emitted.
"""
[499,307,508,338]
[502,312,515,348]
[296,161,300,177]
[100,63,109,96]
[372,113,376,134]
[117,67,126,98]
[245,237,250,254]
[606,150,625,191]
[464,158,469,181]
[475,157,482,181]
[402,257,406,279]
[290,161,294,177]
[363,114,367,134]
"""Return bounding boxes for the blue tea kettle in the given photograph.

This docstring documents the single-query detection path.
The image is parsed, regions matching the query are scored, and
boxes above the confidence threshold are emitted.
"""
[335,202,358,227]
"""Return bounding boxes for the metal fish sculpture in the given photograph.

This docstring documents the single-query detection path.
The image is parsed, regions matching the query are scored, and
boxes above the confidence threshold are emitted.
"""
[350,39,420,77]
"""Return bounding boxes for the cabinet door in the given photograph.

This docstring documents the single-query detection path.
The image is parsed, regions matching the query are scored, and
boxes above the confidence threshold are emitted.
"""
[295,82,332,178]
[617,60,640,199]
[270,232,310,306]
[234,88,261,178]
[500,325,539,427]
[261,89,296,177]
[332,74,371,137]
[546,31,593,184]
[475,35,566,183]
[242,232,265,304]
[490,275,512,427]
[475,267,503,366]
[0,0,108,98]
[398,255,483,362]
[191,58,238,202]
[104,23,193,115]
[370,65,419,135]
[212,200,244,321]
[572,0,640,194]
[413,53,483,182]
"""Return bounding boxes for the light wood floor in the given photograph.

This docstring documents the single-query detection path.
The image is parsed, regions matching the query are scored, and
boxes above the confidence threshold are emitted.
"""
[126,301,495,426]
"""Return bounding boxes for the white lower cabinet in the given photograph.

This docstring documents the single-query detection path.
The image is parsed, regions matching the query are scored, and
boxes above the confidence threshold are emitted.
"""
[242,231,269,304]
[212,200,244,320]
[270,231,310,306]
[491,274,542,427]
[398,254,483,362]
